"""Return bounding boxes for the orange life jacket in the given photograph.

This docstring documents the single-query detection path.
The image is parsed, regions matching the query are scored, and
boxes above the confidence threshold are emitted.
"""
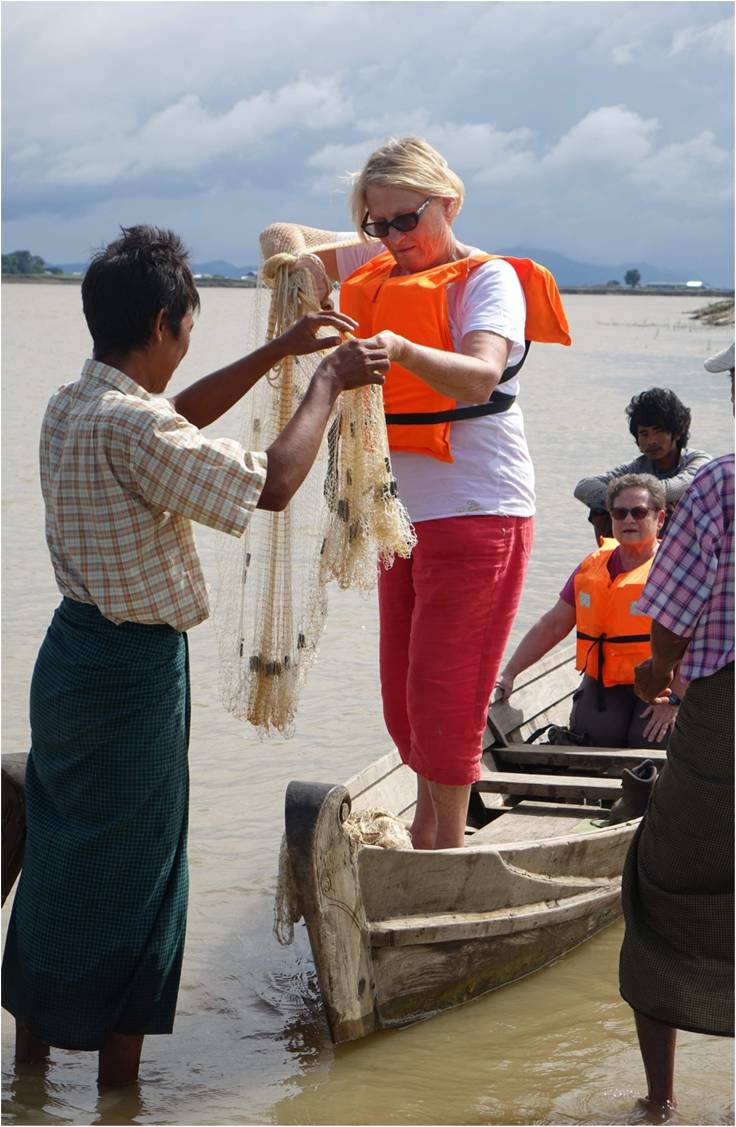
[339,250,571,463]
[574,540,655,697]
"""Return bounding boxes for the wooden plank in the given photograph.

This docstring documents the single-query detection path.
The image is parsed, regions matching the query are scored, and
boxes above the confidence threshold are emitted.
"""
[358,841,601,920]
[495,745,667,771]
[285,781,378,1043]
[369,883,619,947]
[2,752,27,905]
[467,801,596,845]
[345,749,403,799]
[489,666,581,744]
[474,771,621,802]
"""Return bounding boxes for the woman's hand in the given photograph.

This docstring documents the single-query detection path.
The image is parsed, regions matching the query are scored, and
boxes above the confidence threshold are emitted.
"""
[640,700,679,744]
[493,671,515,702]
[363,330,407,365]
[291,254,331,305]
[276,312,358,358]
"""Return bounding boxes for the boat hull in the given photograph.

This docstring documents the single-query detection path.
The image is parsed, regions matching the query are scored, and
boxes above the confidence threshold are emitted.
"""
[284,776,634,1043]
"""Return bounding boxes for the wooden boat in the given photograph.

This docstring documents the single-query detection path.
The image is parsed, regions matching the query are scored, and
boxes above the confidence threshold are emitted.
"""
[284,644,665,1043]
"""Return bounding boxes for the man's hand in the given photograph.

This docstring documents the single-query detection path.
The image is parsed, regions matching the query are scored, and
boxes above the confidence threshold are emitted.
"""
[276,312,358,358]
[316,337,390,393]
[634,658,674,705]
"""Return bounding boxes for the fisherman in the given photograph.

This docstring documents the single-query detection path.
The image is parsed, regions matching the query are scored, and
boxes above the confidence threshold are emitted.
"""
[1,225,389,1087]
[619,341,734,1114]
[574,387,710,542]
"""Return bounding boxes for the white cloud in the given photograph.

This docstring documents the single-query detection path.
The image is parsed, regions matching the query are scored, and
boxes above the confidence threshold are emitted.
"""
[306,139,383,195]
[544,106,659,169]
[45,77,354,186]
[629,130,733,207]
[671,17,734,56]
[611,41,641,65]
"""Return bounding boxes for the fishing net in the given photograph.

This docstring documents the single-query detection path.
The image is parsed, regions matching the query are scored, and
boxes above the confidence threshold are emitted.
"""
[214,226,416,737]
[273,809,413,945]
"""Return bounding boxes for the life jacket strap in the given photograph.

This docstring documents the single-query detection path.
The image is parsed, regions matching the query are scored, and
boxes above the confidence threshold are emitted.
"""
[384,341,530,426]
[576,630,651,712]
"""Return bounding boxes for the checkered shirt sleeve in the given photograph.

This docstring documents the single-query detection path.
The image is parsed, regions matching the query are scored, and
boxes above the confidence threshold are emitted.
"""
[637,455,734,681]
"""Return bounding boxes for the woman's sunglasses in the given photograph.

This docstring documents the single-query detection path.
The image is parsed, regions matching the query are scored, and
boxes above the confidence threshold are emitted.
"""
[610,506,654,521]
[361,197,432,239]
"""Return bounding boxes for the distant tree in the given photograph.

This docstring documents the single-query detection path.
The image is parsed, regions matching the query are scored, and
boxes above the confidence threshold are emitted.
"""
[2,250,47,275]
[624,269,641,288]
[606,279,621,287]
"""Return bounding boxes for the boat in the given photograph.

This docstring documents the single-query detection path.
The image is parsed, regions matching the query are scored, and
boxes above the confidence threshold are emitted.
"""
[283,644,665,1043]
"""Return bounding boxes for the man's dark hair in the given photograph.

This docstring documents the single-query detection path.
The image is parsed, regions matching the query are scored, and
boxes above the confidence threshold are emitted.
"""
[625,387,691,453]
[82,225,200,359]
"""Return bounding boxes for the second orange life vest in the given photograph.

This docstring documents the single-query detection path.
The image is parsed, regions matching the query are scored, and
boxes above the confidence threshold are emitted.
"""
[574,539,655,699]
[339,250,571,463]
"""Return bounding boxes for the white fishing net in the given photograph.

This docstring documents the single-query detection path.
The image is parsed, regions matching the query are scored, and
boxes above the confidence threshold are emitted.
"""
[273,809,413,946]
[214,228,416,737]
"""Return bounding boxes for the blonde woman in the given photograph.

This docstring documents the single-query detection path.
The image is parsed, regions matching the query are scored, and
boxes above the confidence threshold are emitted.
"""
[262,137,570,849]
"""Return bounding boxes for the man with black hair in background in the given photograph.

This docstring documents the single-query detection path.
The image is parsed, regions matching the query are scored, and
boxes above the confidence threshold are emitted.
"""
[574,387,710,542]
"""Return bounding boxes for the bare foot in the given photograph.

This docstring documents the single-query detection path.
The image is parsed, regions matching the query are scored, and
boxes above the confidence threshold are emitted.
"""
[635,1096,679,1123]
[98,1033,144,1088]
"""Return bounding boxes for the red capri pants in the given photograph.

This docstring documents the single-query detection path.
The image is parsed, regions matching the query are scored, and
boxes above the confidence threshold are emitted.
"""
[379,514,533,785]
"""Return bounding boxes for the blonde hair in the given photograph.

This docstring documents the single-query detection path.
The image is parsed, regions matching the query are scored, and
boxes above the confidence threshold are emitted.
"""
[350,137,465,237]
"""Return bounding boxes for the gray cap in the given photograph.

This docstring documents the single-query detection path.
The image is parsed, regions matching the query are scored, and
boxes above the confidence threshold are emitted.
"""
[703,342,734,372]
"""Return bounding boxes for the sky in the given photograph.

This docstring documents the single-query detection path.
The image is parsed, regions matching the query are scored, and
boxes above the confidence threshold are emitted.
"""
[2,0,734,284]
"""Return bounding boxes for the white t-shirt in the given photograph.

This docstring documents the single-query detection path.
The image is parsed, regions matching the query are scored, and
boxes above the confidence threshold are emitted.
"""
[336,240,535,522]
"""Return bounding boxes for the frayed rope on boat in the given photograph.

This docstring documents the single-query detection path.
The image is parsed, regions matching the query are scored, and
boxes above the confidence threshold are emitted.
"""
[273,808,413,946]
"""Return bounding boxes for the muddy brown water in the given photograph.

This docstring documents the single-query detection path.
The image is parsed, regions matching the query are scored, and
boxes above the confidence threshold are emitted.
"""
[2,284,733,1126]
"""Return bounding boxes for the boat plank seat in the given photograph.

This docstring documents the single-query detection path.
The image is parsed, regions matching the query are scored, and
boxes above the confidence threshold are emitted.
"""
[475,771,622,802]
[494,746,667,771]
[468,801,599,845]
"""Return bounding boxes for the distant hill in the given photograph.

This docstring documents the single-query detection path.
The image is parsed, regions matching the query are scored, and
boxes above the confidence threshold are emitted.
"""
[498,247,703,287]
[49,250,711,287]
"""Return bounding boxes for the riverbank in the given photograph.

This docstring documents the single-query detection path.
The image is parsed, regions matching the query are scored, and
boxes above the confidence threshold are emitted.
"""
[3,274,733,300]
[1,274,258,288]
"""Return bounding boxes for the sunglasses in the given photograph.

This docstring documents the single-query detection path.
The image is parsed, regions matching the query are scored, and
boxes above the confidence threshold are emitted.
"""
[361,197,433,239]
[610,506,654,521]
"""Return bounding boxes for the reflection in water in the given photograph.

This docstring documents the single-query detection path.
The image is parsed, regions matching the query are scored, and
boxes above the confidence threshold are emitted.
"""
[2,287,734,1126]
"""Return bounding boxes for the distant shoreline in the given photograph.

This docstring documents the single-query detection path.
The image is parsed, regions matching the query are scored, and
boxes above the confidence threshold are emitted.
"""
[2,275,733,299]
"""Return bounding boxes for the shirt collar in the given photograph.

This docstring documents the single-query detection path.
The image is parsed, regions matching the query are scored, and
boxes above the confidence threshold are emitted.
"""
[81,358,154,401]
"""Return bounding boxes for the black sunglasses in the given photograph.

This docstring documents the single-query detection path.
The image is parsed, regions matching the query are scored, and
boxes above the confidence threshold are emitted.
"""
[610,506,654,521]
[361,197,432,239]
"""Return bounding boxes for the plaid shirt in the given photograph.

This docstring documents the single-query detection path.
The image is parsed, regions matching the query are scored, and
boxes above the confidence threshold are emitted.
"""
[636,454,734,682]
[40,359,267,632]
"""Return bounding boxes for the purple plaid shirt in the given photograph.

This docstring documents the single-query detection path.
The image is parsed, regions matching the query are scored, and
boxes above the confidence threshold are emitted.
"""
[636,453,734,682]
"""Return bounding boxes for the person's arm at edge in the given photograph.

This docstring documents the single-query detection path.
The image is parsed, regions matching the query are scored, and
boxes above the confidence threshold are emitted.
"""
[171,310,359,429]
[634,620,689,704]
[370,328,512,403]
[660,449,712,504]
[495,599,577,700]
[573,457,640,509]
